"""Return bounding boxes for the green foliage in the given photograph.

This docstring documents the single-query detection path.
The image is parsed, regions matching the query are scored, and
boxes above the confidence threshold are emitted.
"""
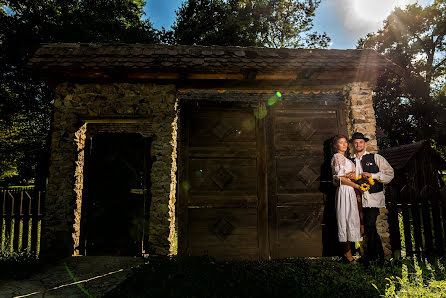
[0,0,160,183]
[358,1,446,153]
[382,256,446,297]
[172,0,330,48]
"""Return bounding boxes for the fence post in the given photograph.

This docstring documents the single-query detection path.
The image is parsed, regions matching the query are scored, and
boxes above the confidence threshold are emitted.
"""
[430,190,444,253]
[18,191,24,251]
[400,185,414,256]
[1,191,6,253]
[9,191,15,253]
[420,186,434,254]
[26,191,33,254]
[387,186,401,254]
[36,191,42,258]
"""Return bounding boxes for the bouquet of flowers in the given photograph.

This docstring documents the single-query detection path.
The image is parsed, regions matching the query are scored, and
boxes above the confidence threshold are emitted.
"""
[354,175,375,192]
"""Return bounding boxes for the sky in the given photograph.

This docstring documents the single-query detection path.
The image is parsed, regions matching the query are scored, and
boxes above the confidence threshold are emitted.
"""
[143,0,433,49]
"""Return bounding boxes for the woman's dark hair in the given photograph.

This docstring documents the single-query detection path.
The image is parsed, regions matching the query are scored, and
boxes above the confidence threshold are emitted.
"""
[331,134,349,156]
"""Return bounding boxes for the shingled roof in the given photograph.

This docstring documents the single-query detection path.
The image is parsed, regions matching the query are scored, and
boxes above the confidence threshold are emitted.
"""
[28,43,401,85]
[379,141,426,170]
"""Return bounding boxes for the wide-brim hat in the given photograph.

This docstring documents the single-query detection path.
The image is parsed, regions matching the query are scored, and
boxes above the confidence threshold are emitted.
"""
[350,132,369,142]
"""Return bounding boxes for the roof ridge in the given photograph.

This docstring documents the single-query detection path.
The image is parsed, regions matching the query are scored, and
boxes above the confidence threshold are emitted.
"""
[38,42,379,52]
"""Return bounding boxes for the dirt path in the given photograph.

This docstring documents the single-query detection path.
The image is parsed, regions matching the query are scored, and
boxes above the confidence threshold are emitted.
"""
[0,256,145,297]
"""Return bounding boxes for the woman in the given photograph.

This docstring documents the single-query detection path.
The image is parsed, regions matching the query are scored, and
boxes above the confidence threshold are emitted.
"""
[331,135,362,263]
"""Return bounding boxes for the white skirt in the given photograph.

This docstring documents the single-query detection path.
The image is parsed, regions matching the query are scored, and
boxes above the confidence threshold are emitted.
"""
[336,185,363,242]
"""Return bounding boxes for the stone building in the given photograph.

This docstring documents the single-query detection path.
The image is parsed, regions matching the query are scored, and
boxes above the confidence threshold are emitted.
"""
[29,44,400,259]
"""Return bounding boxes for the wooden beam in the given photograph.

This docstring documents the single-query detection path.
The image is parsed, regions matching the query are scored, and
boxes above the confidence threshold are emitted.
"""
[256,74,297,80]
[175,79,350,91]
[83,119,153,124]
[128,73,181,79]
[186,73,244,80]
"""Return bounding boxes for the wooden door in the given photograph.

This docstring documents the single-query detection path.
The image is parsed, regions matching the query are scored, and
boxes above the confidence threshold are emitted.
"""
[178,102,268,260]
[267,95,347,258]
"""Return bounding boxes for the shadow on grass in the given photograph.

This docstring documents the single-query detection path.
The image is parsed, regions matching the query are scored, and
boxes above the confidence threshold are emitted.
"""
[106,256,404,298]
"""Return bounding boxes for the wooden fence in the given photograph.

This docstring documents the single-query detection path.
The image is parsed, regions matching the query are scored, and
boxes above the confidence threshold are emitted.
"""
[387,185,446,257]
[0,190,43,258]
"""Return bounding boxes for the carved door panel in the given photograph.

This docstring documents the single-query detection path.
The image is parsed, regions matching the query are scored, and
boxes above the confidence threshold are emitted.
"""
[178,102,267,260]
[267,98,347,258]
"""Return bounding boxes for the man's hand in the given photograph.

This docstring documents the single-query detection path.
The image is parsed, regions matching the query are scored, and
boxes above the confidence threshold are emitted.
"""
[362,172,372,178]
[345,172,355,180]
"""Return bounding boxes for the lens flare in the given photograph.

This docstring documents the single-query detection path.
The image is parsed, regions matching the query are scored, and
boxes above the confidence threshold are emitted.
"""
[276,91,282,98]
[181,181,191,192]
[242,118,254,131]
[254,105,267,119]
[267,97,277,106]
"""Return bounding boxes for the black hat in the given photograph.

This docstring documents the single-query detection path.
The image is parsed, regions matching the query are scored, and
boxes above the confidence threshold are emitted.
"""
[350,132,369,142]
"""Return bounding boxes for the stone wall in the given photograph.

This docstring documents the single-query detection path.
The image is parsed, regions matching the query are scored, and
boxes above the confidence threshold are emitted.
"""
[344,81,392,257]
[43,83,177,256]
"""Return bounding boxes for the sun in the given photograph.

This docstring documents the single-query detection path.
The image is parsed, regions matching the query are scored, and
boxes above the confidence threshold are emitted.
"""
[352,0,416,23]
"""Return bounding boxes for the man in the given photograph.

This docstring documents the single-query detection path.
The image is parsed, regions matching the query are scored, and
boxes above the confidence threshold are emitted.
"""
[349,132,394,263]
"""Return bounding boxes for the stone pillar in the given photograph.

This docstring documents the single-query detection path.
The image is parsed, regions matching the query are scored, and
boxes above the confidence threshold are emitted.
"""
[42,84,80,257]
[42,82,178,257]
[148,98,178,255]
[343,82,378,152]
[344,82,392,257]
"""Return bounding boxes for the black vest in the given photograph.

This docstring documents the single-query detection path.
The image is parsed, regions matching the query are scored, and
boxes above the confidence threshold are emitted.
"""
[350,153,384,194]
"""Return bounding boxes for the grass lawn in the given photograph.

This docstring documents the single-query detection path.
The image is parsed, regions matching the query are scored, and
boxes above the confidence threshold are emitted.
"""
[105,255,415,297]
[3,252,446,297]
[0,250,43,280]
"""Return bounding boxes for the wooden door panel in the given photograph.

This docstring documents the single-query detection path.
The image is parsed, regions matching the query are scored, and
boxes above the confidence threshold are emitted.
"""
[189,112,255,145]
[188,195,258,208]
[275,204,324,257]
[188,147,257,158]
[188,159,257,194]
[273,111,339,148]
[181,103,263,260]
[268,97,346,258]
[188,208,258,259]
[275,156,324,193]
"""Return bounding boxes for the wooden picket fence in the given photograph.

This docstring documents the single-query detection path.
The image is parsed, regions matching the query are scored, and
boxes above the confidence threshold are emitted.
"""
[387,185,446,257]
[0,189,43,258]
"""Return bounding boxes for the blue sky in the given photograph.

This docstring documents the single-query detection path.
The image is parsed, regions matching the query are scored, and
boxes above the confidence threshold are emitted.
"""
[144,0,432,49]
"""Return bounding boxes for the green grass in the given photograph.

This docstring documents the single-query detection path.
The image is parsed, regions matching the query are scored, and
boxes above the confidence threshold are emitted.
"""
[106,256,403,298]
[0,248,42,280]
[106,254,446,297]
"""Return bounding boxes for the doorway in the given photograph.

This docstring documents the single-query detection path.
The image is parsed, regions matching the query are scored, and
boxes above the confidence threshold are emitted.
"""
[80,133,151,256]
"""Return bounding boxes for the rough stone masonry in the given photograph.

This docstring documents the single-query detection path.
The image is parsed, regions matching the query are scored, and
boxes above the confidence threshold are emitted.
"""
[44,82,177,256]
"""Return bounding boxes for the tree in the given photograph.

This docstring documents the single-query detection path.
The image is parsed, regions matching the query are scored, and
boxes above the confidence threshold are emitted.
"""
[358,1,446,153]
[0,0,159,185]
[172,0,330,48]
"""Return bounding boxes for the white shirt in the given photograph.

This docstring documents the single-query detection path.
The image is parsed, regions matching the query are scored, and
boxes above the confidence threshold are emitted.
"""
[352,151,394,208]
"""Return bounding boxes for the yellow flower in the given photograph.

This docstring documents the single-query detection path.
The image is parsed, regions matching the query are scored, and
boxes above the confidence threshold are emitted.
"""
[368,177,375,185]
[360,183,370,192]
[355,175,362,181]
